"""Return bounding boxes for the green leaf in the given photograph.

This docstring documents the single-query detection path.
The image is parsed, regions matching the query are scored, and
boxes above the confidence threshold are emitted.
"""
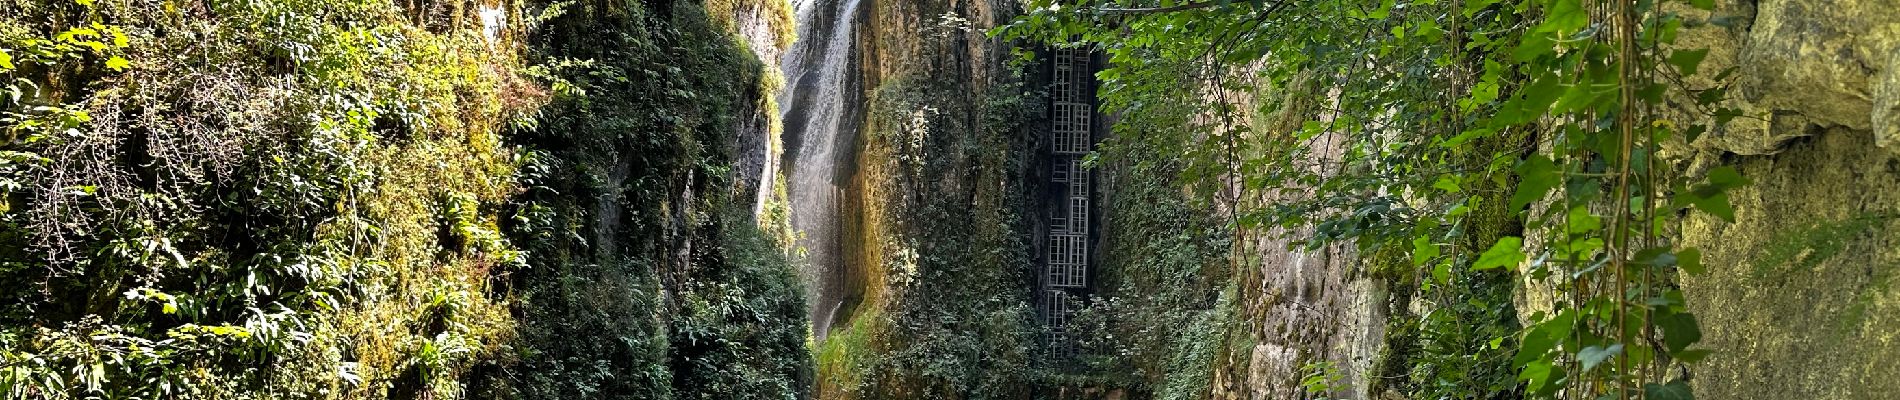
[1677,248,1705,275]
[1464,0,1503,16]
[1632,247,1676,267]
[1543,0,1589,34]
[106,56,129,71]
[1433,175,1462,193]
[1644,380,1696,400]
[1512,32,1556,62]
[1668,48,1711,76]
[1516,309,1579,367]
[1579,343,1623,372]
[1511,155,1561,210]
[1566,206,1601,234]
[1412,235,1440,266]
[1474,236,1526,271]
[1707,165,1748,188]
[1683,0,1715,10]
[1368,0,1395,20]
[0,50,12,70]
[1690,192,1736,221]
[1659,313,1703,352]
[1674,348,1712,363]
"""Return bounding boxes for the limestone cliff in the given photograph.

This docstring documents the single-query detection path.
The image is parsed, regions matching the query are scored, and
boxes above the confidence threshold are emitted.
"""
[1671,1,1900,398]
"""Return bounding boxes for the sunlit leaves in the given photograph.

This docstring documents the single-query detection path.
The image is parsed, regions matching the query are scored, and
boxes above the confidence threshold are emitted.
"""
[1474,236,1526,270]
[1540,0,1589,34]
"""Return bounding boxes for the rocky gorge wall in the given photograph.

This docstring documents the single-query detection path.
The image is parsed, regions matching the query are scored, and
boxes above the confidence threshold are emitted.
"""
[1669,1,1900,398]
[1206,1,1900,399]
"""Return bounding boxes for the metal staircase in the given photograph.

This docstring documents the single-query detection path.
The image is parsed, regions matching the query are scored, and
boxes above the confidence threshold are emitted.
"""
[1041,46,1094,358]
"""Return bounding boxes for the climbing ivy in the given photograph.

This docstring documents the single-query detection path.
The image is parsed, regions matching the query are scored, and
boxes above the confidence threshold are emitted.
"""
[999,0,1746,398]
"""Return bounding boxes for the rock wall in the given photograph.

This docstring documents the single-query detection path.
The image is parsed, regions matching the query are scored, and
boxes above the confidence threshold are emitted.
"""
[1672,1,1900,398]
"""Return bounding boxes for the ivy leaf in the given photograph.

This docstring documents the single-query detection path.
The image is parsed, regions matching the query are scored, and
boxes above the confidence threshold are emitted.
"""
[1412,235,1440,266]
[1632,247,1676,267]
[1368,0,1395,20]
[1433,175,1462,193]
[106,56,130,71]
[1511,154,1561,210]
[1474,236,1525,271]
[1579,343,1623,372]
[1519,358,1563,396]
[1516,309,1579,366]
[1668,49,1711,76]
[1543,0,1589,34]
[1674,348,1712,363]
[1464,0,1503,16]
[1707,165,1749,189]
[1565,206,1601,234]
[1644,380,1696,400]
[1512,32,1556,62]
[1677,248,1705,275]
[1659,312,1703,352]
[1688,192,1736,221]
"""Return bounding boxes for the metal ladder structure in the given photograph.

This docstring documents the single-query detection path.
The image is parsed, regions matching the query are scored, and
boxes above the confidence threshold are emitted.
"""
[1041,46,1093,358]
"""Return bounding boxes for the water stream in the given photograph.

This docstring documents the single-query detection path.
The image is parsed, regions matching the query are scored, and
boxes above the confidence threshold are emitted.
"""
[779,0,863,342]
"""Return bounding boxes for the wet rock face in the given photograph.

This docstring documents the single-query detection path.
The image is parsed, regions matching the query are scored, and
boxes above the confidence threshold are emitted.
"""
[781,0,867,342]
[1674,1,1900,398]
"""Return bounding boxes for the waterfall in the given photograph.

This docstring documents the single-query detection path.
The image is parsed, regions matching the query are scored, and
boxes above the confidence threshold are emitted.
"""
[779,0,863,342]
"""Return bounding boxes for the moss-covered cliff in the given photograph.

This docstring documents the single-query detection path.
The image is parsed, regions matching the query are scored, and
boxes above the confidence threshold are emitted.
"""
[1668,1,1900,398]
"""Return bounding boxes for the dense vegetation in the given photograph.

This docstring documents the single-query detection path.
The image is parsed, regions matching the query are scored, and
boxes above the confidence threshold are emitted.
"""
[1,0,1890,398]
[0,0,810,398]
[998,0,1745,398]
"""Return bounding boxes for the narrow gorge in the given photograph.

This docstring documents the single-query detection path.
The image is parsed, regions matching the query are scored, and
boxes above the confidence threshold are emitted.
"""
[2,0,1896,399]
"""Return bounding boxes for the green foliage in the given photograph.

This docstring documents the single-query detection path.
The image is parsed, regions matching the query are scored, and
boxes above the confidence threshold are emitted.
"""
[0,0,538,397]
[1000,0,1748,398]
[0,0,813,398]
[833,65,1040,400]
[1064,127,1232,398]
[495,0,812,399]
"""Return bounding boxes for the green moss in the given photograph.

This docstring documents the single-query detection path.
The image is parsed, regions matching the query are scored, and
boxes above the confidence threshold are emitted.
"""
[1750,213,1889,280]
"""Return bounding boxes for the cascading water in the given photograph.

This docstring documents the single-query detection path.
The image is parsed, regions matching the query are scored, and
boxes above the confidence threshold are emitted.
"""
[779,0,863,342]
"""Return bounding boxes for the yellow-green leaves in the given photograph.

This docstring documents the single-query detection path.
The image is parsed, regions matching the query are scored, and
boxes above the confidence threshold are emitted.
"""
[105,56,129,71]
[1474,236,1526,270]
[0,50,12,70]
[1541,0,1588,34]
